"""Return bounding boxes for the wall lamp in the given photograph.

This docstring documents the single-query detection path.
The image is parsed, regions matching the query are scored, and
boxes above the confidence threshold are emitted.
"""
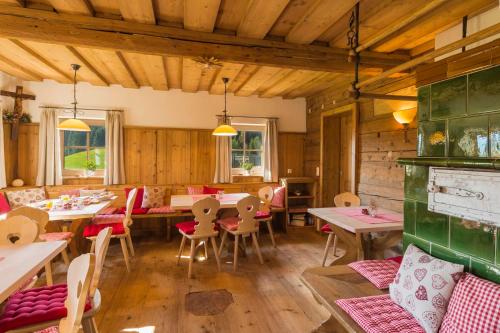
[393,107,416,143]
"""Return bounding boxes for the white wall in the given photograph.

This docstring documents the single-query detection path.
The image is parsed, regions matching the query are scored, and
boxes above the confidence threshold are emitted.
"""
[0,72,23,112]
[3,79,306,132]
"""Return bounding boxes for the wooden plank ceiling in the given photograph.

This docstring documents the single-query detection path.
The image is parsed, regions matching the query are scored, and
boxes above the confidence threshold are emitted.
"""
[0,0,495,98]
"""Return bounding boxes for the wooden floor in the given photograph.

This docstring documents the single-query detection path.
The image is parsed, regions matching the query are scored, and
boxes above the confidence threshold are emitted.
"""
[51,227,332,333]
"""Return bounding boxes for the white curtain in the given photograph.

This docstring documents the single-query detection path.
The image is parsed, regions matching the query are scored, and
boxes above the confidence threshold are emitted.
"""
[104,111,125,185]
[36,109,62,186]
[213,117,232,183]
[0,115,7,188]
[263,119,279,182]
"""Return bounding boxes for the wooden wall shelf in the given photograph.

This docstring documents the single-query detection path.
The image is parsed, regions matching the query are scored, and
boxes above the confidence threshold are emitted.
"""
[280,177,317,229]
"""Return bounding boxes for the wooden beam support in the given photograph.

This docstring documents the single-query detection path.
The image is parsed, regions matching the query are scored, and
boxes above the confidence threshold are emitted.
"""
[116,51,140,88]
[66,45,109,85]
[356,0,446,53]
[356,22,500,89]
[47,0,94,16]
[118,0,155,24]
[0,6,406,73]
[345,91,417,101]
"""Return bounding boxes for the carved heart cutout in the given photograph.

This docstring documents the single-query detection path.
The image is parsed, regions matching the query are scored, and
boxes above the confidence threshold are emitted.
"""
[432,274,448,290]
[414,268,427,282]
[415,285,428,300]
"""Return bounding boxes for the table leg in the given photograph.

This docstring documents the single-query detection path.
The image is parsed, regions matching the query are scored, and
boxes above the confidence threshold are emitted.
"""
[45,261,53,286]
[68,219,85,257]
[327,224,365,266]
[370,231,402,259]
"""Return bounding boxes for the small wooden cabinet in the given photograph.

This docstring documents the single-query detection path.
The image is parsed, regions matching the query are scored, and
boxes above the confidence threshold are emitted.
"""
[280,177,317,229]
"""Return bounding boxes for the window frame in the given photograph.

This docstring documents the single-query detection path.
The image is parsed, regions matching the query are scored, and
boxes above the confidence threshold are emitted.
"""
[60,118,105,178]
[231,125,265,176]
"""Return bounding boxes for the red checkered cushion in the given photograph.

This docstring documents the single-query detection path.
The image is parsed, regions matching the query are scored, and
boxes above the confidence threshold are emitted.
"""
[147,206,176,214]
[39,232,73,242]
[255,210,271,219]
[83,222,125,237]
[271,186,285,208]
[92,214,124,225]
[386,256,403,264]
[176,221,197,235]
[217,217,240,231]
[36,327,58,333]
[115,207,149,215]
[320,224,332,233]
[0,284,91,333]
[440,273,500,333]
[348,260,400,289]
[336,294,424,333]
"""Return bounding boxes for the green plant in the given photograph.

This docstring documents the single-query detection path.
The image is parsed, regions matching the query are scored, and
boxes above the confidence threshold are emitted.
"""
[241,161,254,171]
[86,159,97,171]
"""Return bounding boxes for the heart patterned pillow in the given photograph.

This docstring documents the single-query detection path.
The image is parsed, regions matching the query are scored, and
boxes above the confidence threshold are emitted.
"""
[389,244,464,333]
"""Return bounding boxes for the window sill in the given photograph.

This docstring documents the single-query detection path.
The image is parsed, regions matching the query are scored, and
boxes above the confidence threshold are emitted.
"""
[231,175,264,183]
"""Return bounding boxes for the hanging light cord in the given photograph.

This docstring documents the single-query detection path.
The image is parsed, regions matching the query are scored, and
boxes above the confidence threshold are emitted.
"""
[222,77,229,124]
[72,68,77,118]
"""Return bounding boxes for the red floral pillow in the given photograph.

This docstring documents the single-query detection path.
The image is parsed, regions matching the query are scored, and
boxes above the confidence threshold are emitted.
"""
[271,186,286,208]
[125,187,144,209]
[141,186,166,208]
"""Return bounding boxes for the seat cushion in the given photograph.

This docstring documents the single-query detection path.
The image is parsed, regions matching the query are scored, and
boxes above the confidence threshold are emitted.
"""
[92,214,125,225]
[386,256,403,264]
[83,222,125,237]
[440,273,500,333]
[99,207,118,215]
[348,260,400,289]
[320,224,332,233]
[202,186,222,194]
[0,284,91,333]
[39,232,73,242]
[336,294,424,333]
[125,187,144,209]
[217,217,240,231]
[175,221,218,235]
[0,192,11,214]
[115,207,149,215]
[35,327,58,333]
[255,211,271,219]
[147,206,176,214]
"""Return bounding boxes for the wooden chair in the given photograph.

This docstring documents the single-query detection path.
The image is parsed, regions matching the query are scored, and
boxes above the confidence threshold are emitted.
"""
[255,186,277,248]
[321,192,361,266]
[36,253,96,333]
[218,195,264,272]
[175,197,221,279]
[84,188,137,272]
[7,206,71,266]
[0,215,39,245]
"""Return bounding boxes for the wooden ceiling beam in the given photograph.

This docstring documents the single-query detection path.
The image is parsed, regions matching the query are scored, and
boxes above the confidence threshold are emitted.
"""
[118,0,155,24]
[66,45,109,85]
[116,51,140,88]
[237,0,289,39]
[47,0,94,16]
[0,6,406,73]
[184,0,221,32]
[0,53,42,81]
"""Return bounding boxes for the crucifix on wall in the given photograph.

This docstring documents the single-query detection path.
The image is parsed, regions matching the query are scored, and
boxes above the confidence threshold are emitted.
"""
[0,85,35,140]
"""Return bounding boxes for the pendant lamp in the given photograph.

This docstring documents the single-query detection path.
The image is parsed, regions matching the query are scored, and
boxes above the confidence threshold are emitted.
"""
[212,77,237,136]
[58,64,91,132]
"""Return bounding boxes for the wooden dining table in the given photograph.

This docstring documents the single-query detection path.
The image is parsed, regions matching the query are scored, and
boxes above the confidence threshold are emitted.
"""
[308,206,403,265]
[170,193,250,210]
[0,241,67,303]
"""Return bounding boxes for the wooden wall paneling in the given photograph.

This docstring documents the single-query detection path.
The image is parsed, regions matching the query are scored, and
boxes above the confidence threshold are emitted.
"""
[278,133,305,178]
[189,130,215,184]
[164,129,191,184]
[3,124,16,185]
[17,124,38,186]
[124,128,157,184]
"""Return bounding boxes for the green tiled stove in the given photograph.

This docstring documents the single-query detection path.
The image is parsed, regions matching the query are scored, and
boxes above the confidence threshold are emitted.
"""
[398,65,500,283]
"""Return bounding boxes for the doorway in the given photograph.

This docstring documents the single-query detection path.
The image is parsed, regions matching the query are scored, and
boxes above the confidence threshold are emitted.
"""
[320,103,358,207]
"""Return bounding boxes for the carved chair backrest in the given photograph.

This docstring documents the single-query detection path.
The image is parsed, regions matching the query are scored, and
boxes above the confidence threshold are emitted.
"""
[0,216,39,245]
[236,195,260,233]
[258,186,274,213]
[89,227,112,297]
[7,206,49,235]
[58,253,95,333]
[192,197,220,236]
[333,192,361,207]
[124,188,138,227]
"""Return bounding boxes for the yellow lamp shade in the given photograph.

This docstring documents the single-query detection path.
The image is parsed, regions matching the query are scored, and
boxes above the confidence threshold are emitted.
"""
[58,118,91,132]
[393,108,417,125]
[212,124,237,136]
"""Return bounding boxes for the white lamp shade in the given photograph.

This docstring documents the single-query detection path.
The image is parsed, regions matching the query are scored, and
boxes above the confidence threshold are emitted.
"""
[58,118,91,132]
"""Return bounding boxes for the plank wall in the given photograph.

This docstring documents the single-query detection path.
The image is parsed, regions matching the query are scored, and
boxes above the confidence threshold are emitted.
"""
[3,124,304,186]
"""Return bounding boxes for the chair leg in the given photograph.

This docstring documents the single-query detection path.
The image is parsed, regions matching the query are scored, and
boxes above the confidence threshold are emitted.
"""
[166,218,171,242]
[90,239,96,253]
[233,235,239,272]
[204,240,209,259]
[188,239,196,279]
[218,230,228,256]
[266,220,276,248]
[210,237,221,272]
[61,248,70,267]
[119,238,131,272]
[322,233,334,267]
[332,234,338,257]
[177,235,186,265]
[251,232,264,264]
[82,316,99,333]
[126,233,135,257]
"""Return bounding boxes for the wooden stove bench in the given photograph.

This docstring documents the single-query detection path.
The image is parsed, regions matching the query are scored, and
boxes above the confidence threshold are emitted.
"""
[301,265,385,333]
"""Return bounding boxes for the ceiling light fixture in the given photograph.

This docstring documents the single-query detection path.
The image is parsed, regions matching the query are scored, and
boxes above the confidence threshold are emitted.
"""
[212,77,237,137]
[57,64,91,132]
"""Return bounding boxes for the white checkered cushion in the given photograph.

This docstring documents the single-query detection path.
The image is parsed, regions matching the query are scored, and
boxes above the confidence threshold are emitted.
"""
[336,294,425,333]
[439,273,500,333]
[349,260,400,289]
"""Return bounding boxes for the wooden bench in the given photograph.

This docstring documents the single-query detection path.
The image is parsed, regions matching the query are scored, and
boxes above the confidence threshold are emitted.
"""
[130,211,194,241]
[301,265,386,332]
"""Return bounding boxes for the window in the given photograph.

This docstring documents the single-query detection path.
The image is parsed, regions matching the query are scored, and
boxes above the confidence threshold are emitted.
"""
[61,119,105,177]
[231,129,264,176]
